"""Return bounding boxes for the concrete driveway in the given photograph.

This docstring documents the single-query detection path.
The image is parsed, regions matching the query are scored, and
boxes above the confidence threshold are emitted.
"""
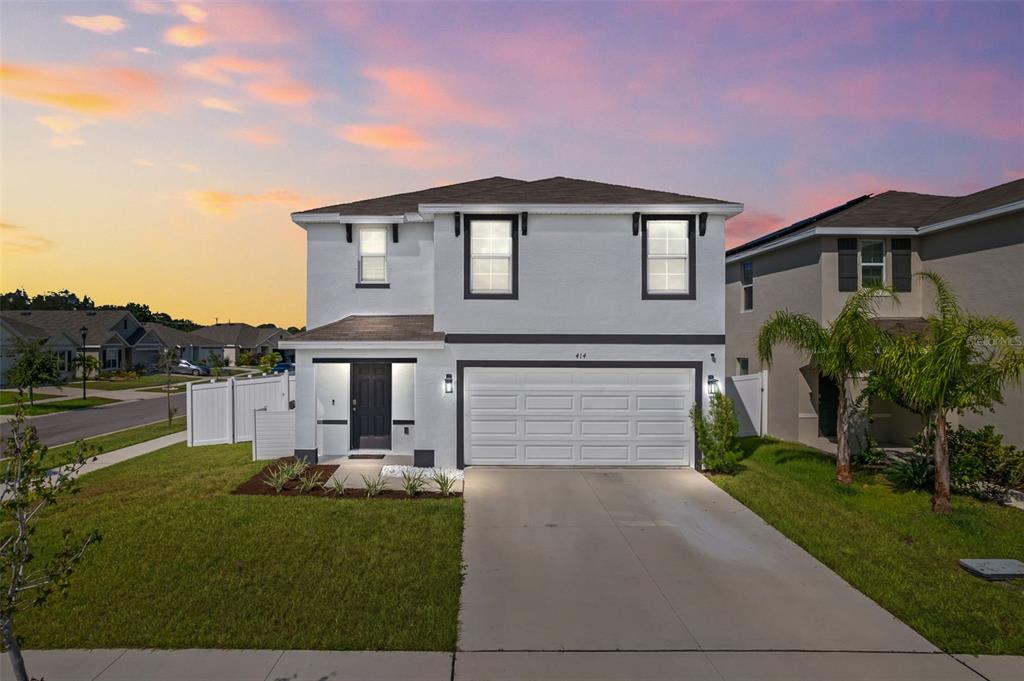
[460,468,936,655]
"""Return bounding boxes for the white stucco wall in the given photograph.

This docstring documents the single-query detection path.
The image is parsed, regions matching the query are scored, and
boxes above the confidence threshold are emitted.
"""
[432,213,727,335]
[306,222,435,329]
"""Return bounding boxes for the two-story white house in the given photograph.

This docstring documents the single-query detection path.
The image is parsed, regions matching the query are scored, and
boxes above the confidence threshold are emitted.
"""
[281,177,742,468]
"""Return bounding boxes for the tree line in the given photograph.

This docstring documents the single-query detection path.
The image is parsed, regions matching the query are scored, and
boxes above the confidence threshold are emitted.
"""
[0,288,303,334]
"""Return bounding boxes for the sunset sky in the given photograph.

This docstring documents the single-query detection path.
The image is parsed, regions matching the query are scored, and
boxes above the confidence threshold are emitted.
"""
[1,1,1021,328]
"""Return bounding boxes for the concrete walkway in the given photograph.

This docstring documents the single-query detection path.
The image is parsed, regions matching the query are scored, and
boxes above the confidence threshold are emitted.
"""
[65,431,186,478]
[3,649,1020,680]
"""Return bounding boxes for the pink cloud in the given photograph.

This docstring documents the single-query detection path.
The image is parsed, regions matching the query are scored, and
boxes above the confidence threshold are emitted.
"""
[232,127,281,146]
[363,66,507,129]
[204,3,298,45]
[188,188,308,218]
[338,124,429,151]
[164,24,211,47]
[0,62,164,116]
[180,54,278,85]
[247,77,318,106]
[728,62,1021,140]
[64,15,126,35]
[725,211,786,249]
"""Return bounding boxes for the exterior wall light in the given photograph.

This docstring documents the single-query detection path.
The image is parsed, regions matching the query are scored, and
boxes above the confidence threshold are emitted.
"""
[707,375,719,394]
[444,373,454,394]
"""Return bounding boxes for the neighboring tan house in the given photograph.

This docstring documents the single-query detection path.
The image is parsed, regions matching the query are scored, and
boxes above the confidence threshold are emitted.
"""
[725,178,1024,450]
[0,309,146,385]
[281,176,742,467]
[133,322,226,368]
[195,323,292,365]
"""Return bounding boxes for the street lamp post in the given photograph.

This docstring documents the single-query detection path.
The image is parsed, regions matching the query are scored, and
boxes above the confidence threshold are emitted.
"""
[79,326,88,399]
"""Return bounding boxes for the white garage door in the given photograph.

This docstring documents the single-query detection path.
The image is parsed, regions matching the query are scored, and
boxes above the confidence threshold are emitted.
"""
[464,366,695,466]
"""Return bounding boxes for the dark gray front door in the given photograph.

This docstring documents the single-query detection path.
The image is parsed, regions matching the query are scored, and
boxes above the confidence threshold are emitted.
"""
[351,364,391,449]
[818,374,838,438]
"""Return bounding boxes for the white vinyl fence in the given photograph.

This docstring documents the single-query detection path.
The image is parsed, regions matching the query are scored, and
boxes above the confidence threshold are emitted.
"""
[725,371,767,437]
[186,373,295,447]
[252,408,296,460]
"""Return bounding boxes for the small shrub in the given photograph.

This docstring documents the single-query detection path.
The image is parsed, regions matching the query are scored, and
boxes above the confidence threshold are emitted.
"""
[886,455,933,491]
[853,434,888,469]
[400,470,427,497]
[262,467,291,493]
[278,460,309,480]
[690,392,742,474]
[361,473,387,498]
[325,474,349,496]
[296,470,324,494]
[430,470,458,497]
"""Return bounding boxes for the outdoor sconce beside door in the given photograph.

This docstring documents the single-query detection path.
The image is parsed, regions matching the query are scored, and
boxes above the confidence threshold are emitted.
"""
[707,375,719,394]
[444,374,454,394]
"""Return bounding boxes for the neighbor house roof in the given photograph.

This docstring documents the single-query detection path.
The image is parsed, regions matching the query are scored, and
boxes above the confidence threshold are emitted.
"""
[0,309,134,346]
[294,177,526,216]
[727,178,1024,258]
[289,315,444,343]
[141,322,221,349]
[294,176,735,218]
[195,323,289,348]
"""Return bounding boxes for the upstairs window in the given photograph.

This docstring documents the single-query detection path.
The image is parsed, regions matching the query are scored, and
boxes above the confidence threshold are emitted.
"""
[741,261,754,311]
[860,239,885,287]
[465,215,518,299]
[642,216,694,299]
[358,226,388,285]
[737,357,750,375]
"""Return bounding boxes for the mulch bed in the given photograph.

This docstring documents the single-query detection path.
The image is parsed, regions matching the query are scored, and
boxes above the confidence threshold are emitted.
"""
[231,458,463,500]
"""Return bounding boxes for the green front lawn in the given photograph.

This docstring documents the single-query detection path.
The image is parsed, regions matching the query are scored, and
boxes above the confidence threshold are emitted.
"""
[15,442,465,650]
[78,374,201,391]
[714,437,1024,655]
[0,396,119,416]
[0,390,63,405]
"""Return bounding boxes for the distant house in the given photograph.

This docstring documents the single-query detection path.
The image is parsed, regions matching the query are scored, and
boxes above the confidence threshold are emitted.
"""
[0,309,146,385]
[133,322,226,367]
[193,323,292,365]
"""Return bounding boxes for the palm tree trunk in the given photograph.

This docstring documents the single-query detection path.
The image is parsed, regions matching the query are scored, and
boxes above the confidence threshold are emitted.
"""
[932,411,952,514]
[835,379,853,484]
[2,618,29,681]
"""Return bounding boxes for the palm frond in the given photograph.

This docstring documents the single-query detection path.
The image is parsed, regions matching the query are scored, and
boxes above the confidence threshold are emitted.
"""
[757,311,827,367]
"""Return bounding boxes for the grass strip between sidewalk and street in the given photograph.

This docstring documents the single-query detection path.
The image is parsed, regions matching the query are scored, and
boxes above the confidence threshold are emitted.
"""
[0,396,118,416]
[713,437,1024,655]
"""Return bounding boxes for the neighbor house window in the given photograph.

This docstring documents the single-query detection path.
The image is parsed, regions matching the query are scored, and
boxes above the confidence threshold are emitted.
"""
[358,226,388,284]
[104,349,120,369]
[54,350,73,372]
[741,261,753,311]
[465,215,518,298]
[737,357,750,375]
[860,239,885,287]
[642,216,694,299]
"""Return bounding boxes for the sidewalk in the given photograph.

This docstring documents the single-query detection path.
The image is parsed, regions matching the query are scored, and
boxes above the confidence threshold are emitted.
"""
[68,430,187,478]
[3,648,1021,680]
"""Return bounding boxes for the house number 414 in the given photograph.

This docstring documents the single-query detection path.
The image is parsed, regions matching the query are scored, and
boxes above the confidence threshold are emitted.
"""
[575,352,587,359]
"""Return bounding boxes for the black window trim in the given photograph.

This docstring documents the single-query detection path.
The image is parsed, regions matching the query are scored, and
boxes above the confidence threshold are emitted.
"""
[463,214,519,300]
[740,261,754,311]
[641,214,696,300]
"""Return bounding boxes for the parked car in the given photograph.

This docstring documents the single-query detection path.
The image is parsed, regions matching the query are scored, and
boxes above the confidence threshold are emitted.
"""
[272,361,295,374]
[172,359,210,376]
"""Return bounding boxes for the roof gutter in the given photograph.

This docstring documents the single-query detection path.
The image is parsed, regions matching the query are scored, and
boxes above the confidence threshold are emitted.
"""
[417,202,743,216]
[279,340,445,350]
[916,199,1024,236]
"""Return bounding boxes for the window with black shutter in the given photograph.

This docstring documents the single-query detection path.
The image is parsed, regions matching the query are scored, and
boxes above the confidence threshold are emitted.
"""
[837,238,858,291]
[891,238,912,292]
[741,261,753,311]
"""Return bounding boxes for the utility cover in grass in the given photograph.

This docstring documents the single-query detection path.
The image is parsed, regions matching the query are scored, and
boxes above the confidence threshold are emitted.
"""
[959,559,1024,580]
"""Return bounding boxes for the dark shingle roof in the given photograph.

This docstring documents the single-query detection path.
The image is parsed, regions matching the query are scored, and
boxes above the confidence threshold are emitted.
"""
[142,322,221,349]
[728,178,1024,257]
[295,177,526,216]
[295,176,735,216]
[444,176,732,205]
[813,191,956,228]
[195,323,289,348]
[290,315,443,343]
[0,310,132,345]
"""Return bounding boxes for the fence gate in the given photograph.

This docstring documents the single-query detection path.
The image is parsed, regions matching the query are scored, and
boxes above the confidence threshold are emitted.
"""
[186,373,294,446]
[725,371,767,437]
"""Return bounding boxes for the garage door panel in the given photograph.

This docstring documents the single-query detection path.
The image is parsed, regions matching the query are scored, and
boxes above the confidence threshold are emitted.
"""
[465,367,694,467]
[524,420,574,435]
[525,444,574,461]
[581,420,630,435]
[580,445,630,462]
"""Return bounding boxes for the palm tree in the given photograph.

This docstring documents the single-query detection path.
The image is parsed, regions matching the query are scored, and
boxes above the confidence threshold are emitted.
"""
[72,354,99,399]
[758,286,893,483]
[871,272,1024,514]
